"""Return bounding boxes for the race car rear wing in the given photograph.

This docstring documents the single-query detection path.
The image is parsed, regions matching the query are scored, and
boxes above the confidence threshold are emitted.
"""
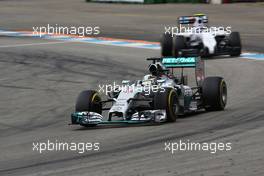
[178,15,208,25]
[162,57,205,86]
[162,57,196,68]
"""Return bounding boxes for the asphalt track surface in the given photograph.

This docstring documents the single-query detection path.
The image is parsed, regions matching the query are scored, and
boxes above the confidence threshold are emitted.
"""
[0,1,264,176]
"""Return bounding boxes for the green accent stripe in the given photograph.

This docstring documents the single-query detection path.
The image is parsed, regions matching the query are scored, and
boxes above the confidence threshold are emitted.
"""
[164,64,196,67]
[99,120,151,124]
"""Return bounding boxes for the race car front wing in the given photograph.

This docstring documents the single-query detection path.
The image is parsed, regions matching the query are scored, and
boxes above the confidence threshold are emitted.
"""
[71,110,167,126]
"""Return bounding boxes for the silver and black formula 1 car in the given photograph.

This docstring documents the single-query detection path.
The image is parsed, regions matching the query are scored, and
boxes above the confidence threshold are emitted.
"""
[161,14,242,57]
[71,56,227,127]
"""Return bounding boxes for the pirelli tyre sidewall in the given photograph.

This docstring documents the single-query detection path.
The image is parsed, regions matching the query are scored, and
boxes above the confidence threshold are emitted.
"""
[153,88,178,122]
[75,90,102,127]
[75,90,102,114]
[202,77,227,111]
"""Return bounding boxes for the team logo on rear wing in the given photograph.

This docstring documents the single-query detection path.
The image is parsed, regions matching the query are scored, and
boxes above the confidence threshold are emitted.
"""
[162,57,196,68]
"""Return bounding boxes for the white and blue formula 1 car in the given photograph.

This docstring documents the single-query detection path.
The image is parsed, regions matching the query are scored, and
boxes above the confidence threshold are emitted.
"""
[71,57,227,127]
[161,14,242,57]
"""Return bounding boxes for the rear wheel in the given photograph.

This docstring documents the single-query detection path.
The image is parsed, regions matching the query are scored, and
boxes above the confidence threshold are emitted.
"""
[229,32,241,57]
[202,77,227,111]
[173,36,186,57]
[153,88,178,122]
[161,33,173,57]
[75,90,102,127]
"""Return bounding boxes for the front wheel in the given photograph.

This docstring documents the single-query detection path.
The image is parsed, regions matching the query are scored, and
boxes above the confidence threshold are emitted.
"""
[153,88,179,122]
[75,90,102,113]
[75,90,102,127]
[202,77,227,111]
[229,32,241,57]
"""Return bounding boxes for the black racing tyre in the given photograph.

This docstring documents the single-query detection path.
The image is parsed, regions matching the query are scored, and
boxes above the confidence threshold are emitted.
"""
[153,88,178,122]
[229,32,241,57]
[173,35,186,57]
[202,77,227,111]
[75,90,102,114]
[161,33,173,57]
